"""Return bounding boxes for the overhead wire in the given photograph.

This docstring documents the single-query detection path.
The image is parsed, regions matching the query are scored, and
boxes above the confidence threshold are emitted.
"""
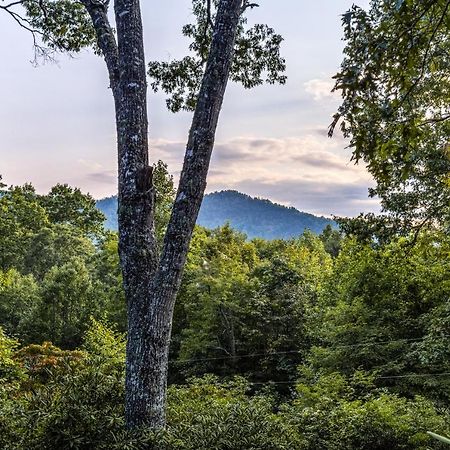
[171,334,450,365]
[245,372,450,386]
[169,334,450,385]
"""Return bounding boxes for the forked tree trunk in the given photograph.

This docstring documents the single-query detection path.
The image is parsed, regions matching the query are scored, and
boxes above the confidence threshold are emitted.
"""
[82,0,244,428]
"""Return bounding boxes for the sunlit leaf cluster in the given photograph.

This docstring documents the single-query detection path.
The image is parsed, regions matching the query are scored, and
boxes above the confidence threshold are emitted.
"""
[148,0,286,112]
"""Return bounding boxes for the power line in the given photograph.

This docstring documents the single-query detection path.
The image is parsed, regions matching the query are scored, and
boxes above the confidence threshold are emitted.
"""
[173,349,301,364]
[171,334,450,365]
[377,372,450,380]
[247,372,450,386]
[333,336,441,349]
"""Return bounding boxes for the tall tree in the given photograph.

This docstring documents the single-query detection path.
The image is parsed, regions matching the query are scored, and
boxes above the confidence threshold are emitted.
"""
[330,0,450,241]
[3,0,285,428]
[38,184,106,238]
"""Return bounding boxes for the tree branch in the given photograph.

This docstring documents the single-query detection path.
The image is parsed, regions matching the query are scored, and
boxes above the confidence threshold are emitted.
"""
[242,0,259,12]
[79,0,119,90]
[397,0,450,109]
[200,0,214,58]
[1,0,26,9]
[150,0,244,311]
[0,1,54,63]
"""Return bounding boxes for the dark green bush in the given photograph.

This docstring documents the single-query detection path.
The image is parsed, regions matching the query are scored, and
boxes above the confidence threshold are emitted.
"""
[282,371,449,450]
[1,323,448,450]
[160,376,301,450]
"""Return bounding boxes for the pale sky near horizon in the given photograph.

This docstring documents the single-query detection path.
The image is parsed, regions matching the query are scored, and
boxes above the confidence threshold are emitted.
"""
[0,0,376,218]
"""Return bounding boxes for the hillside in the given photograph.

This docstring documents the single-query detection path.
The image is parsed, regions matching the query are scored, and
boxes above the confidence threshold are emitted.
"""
[197,190,334,238]
[96,196,119,231]
[96,190,334,239]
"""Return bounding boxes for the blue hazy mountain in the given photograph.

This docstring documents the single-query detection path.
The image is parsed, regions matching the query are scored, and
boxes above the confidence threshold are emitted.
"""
[96,190,334,239]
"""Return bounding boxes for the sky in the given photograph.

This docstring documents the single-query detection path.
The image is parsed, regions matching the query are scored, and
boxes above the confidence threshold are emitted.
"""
[0,0,376,218]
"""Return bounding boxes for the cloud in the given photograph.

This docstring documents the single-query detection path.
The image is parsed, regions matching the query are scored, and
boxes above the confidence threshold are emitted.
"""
[86,170,116,185]
[78,159,104,171]
[151,135,377,216]
[78,159,117,186]
[290,151,356,172]
[203,135,377,217]
[304,77,336,101]
[73,135,377,217]
[213,143,263,162]
[222,177,379,217]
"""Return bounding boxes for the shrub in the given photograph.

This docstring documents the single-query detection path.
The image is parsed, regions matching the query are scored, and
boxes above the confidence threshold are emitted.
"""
[282,371,449,450]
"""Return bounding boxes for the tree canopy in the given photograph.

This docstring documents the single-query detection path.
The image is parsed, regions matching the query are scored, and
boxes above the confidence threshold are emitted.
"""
[148,0,286,112]
[331,0,450,241]
[1,188,449,447]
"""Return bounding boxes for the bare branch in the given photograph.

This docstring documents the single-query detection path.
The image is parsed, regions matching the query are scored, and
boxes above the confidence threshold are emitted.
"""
[0,1,57,64]
[1,1,26,9]
[242,0,259,12]
[199,0,215,62]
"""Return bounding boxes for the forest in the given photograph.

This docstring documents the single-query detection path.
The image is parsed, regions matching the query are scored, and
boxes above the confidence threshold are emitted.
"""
[1,0,450,448]
[0,166,449,449]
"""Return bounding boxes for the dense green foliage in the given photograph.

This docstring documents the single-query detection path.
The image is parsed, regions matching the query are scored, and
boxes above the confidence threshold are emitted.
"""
[308,233,450,406]
[23,0,96,53]
[171,225,332,384]
[0,182,115,347]
[1,175,449,448]
[331,0,450,240]
[97,190,335,239]
[0,321,448,449]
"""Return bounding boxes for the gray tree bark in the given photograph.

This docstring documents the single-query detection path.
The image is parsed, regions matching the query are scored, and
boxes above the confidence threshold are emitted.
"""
[81,0,244,428]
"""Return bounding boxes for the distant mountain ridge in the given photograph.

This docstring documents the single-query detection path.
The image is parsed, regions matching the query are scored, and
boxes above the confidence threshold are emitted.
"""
[96,190,335,240]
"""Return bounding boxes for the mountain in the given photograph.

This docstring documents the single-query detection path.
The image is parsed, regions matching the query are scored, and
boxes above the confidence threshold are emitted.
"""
[96,190,335,240]
[197,191,334,239]
[96,196,119,231]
